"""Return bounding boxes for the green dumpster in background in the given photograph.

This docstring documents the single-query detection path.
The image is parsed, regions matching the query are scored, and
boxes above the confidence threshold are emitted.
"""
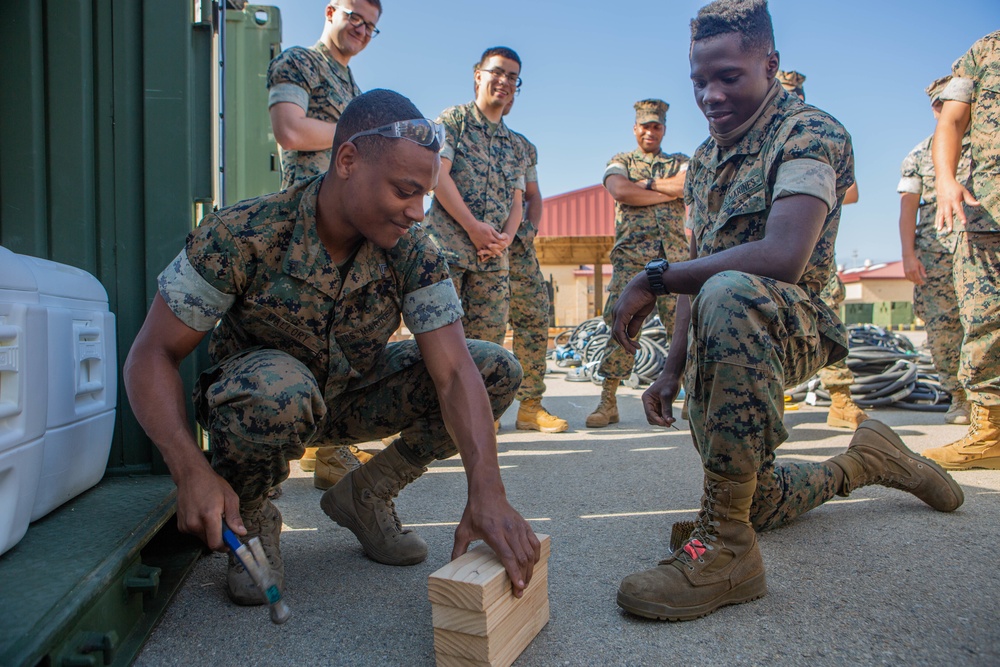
[873,301,914,328]
[224,4,283,205]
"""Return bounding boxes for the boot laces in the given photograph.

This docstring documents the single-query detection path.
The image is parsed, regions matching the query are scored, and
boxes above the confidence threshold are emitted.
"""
[664,482,721,569]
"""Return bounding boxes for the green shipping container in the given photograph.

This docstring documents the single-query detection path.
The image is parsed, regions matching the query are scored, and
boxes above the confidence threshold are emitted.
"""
[873,301,914,328]
[842,302,874,325]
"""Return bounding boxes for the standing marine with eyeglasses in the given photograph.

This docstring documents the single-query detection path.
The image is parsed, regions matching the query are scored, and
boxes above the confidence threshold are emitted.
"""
[267,0,381,490]
[124,89,541,610]
[267,0,380,190]
[501,96,570,433]
[585,99,689,429]
[423,47,527,348]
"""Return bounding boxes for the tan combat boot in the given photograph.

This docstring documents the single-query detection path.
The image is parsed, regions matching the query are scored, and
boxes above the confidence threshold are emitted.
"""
[516,398,569,433]
[314,445,374,490]
[826,385,868,429]
[299,446,319,472]
[320,440,428,565]
[586,378,620,428]
[827,419,964,511]
[923,404,1000,470]
[944,388,971,425]
[617,470,766,621]
[227,497,284,605]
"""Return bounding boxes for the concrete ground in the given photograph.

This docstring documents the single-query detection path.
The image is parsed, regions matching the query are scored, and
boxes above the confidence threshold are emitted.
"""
[136,356,1000,667]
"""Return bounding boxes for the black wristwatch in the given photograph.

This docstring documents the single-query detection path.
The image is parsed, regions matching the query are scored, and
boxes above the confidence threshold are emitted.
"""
[643,178,654,191]
[645,258,670,295]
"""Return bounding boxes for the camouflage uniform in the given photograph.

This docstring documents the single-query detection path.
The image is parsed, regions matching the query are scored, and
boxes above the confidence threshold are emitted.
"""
[815,273,853,390]
[156,177,521,502]
[424,102,526,345]
[267,42,361,190]
[938,31,1000,407]
[683,86,854,531]
[507,131,549,401]
[597,148,689,379]
[897,133,973,396]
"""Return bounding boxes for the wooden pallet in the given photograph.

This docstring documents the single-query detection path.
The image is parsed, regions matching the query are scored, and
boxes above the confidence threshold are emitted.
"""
[428,535,551,667]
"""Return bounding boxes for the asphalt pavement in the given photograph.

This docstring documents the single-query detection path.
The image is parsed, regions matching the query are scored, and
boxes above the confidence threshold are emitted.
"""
[136,356,1000,667]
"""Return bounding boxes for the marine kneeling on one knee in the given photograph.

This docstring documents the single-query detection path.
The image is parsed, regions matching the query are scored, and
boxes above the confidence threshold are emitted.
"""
[608,0,964,623]
[124,89,541,608]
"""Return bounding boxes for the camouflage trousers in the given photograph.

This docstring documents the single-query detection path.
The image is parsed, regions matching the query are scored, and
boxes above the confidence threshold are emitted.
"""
[509,236,549,401]
[194,340,521,502]
[914,244,963,395]
[449,266,510,346]
[685,271,847,532]
[954,232,1000,406]
[816,273,853,390]
[598,259,677,380]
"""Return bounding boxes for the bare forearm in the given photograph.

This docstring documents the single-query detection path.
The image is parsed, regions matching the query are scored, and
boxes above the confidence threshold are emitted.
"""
[605,175,675,206]
[501,192,523,239]
[525,185,543,228]
[662,295,690,377]
[124,352,208,480]
[273,116,336,152]
[932,104,970,186]
[436,367,505,493]
[652,171,686,199]
[898,193,920,258]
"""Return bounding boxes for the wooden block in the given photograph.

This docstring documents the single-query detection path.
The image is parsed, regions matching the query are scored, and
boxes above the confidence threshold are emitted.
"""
[432,566,548,636]
[428,535,550,612]
[433,592,550,667]
[428,535,551,667]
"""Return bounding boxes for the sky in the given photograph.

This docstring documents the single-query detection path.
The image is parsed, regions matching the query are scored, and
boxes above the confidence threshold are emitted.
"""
[267,0,999,268]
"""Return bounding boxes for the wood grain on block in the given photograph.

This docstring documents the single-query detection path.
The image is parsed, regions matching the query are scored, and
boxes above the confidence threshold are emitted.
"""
[434,593,550,666]
[428,535,550,612]
[432,567,548,636]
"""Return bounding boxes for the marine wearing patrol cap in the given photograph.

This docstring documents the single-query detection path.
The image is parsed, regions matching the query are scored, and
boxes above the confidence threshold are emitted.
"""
[925,75,952,104]
[634,99,669,125]
[777,70,806,101]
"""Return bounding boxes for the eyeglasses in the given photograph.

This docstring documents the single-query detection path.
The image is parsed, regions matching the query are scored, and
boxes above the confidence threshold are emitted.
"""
[347,118,445,148]
[331,4,380,37]
[477,67,523,90]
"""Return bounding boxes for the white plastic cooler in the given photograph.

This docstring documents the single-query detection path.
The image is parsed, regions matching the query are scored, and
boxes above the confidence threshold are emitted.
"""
[0,247,48,555]
[0,246,117,554]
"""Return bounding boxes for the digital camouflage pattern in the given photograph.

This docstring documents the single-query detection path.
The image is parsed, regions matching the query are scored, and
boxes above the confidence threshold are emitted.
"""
[199,340,520,501]
[156,177,503,499]
[897,134,973,395]
[423,102,526,345]
[683,86,854,521]
[941,31,1000,406]
[508,131,550,400]
[942,30,1000,229]
[424,102,527,272]
[816,272,853,390]
[267,43,361,189]
[776,70,806,101]
[598,148,689,379]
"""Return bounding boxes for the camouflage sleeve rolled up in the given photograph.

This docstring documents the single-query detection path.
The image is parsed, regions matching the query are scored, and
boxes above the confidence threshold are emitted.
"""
[267,47,313,109]
[523,136,539,183]
[897,140,925,195]
[772,113,855,208]
[157,215,244,331]
[603,151,632,182]
[436,105,464,163]
[393,230,464,334]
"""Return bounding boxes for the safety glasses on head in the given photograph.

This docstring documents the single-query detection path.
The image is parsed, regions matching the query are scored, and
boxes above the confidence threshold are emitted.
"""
[347,118,445,148]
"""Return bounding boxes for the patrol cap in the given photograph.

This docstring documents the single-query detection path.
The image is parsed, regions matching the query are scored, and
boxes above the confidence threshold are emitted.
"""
[777,70,806,100]
[925,75,952,105]
[634,99,669,125]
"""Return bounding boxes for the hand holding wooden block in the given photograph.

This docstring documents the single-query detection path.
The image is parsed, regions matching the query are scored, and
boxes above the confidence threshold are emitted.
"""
[428,535,551,667]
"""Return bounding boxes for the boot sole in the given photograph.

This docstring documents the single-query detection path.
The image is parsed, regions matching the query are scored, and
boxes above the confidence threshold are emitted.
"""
[616,572,767,621]
[515,419,569,433]
[933,456,1000,471]
[319,485,427,566]
[827,416,863,429]
[858,420,965,511]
